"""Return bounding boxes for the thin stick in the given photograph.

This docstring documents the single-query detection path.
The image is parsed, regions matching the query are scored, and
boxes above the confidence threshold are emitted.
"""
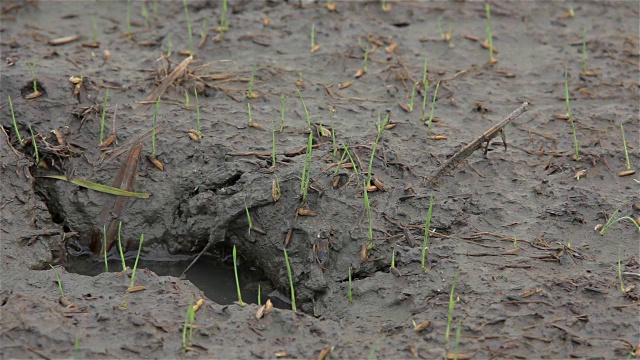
[428,102,529,185]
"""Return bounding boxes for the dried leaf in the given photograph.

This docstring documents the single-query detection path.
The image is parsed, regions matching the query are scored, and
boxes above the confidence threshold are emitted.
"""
[265,299,273,314]
[332,176,341,189]
[521,288,540,298]
[179,50,193,56]
[51,129,65,145]
[413,320,431,332]
[127,285,146,293]
[82,41,100,48]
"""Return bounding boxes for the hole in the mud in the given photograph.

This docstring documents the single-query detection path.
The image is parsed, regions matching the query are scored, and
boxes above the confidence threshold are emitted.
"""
[66,252,267,306]
[20,81,46,98]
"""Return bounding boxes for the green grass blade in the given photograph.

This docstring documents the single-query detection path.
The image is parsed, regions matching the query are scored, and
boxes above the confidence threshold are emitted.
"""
[40,175,151,198]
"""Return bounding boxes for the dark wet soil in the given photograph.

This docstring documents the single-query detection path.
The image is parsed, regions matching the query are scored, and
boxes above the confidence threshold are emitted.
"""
[1,1,639,359]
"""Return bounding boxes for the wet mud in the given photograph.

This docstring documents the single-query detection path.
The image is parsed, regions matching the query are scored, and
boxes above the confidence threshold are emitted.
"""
[1,1,639,358]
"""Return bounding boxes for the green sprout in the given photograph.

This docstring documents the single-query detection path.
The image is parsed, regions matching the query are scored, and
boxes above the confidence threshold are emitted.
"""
[422,56,429,115]
[620,124,633,172]
[454,320,462,360]
[599,203,640,235]
[258,284,262,306]
[26,61,38,93]
[343,143,360,183]
[513,236,518,249]
[74,335,80,360]
[141,2,149,28]
[233,245,245,306]
[92,16,98,43]
[271,116,277,168]
[283,248,297,312]
[363,47,369,73]
[310,23,317,51]
[333,146,348,177]
[445,269,460,349]
[194,87,202,139]
[220,0,229,31]
[126,0,132,39]
[330,109,337,157]
[348,266,353,304]
[247,64,257,99]
[28,125,39,166]
[485,2,496,63]
[618,245,625,293]
[200,19,207,41]
[183,0,193,54]
[421,195,434,272]
[582,26,588,74]
[247,103,253,126]
[152,0,158,20]
[280,93,285,132]
[569,6,575,17]
[364,182,373,248]
[296,89,312,131]
[390,247,396,268]
[100,89,109,145]
[8,95,23,146]
[151,97,160,158]
[425,81,440,133]
[103,225,109,272]
[244,199,253,234]
[50,264,65,297]
[117,221,126,271]
[128,234,144,288]
[408,82,417,112]
[182,297,195,352]
[300,131,314,203]
[184,90,190,108]
[273,174,281,200]
[367,114,390,184]
[564,67,580,161]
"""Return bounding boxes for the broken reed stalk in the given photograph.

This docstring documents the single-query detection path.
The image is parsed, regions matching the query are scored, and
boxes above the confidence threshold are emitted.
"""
[103,225,108,272]
[421,195,434,272]
[28,125,39,165]
[233,245,246,306]
[117,221,126,271]
[564,67,580,161]
[151,97,160,158]
[300,131,313,203]
[425,81,440,132]
[183,0,193,54]
[50,264,65,297]
[8,95,23,146]
[283,248,297,312]
[100,89,109,145]
[128,234,144,288]
[445,269,460,350]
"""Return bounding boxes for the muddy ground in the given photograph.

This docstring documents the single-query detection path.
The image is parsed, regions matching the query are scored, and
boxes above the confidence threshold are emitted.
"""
[1,0,639,358]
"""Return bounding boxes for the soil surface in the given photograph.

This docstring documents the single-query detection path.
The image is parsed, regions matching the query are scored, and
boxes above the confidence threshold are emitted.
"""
[1,1,639,359]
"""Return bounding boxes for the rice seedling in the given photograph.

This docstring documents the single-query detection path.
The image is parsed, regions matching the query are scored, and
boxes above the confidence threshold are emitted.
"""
[445,269,460,349]
[247,103,253,126]
[183,0,193,55]
[219,0,229,32]
[582,26,588,75]
[92,16,98,43]
[244,199,253,234]
[283,248,297,312]
[128,234,144,289]
[103,225,108,272]
[126,0,132,39]
[152,0,158,20]
[100,89,109,145]
[26,61,40,95]
[117,221,126,271]
[141,2,149,28]
[484,2,497,63]
[367,114,390,184]
[74,335,80,360]
[50,264,65,297]
[421,195,434,272]
[28,125,39,166]
[564,67,581,161]
[271,117,277,168]
[347,266,353,304]
[618,245,625,293]
[618,124,635,176]
[599,203,640,235]
[300,131,314,203]
[192,87,202,140]
[280,93,285,132]
[425,81,440,133]
[310,23,319,53]
[343,143,360,182]
[8,95,23,146]
[233,245,246,306]
[296,89,312,130]
[408,82,417,112]
[330,109,337,157]
[247,64,258,99]
[296,71,305,88]
[363,183,373,248]
[258,284,262,306]
[333,147,348,177]
[513,236,518,249]
[453,320,462,360]
[421,57,429,116]
[200,19,207,40]
[182,297,195,351]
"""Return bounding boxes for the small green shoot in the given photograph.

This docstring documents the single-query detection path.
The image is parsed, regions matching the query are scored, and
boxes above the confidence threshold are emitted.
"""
[425,81,440,133]
[364,183,373,248]
[363,47,369,74]
[28,125,39,166]
[422,56,429,115]
[408,82,417,112]
[26,61,38,93]
[152,0,158,20]
[183,0,193,55]
[618,245,625,293]
[117,221,126,271]
[194,87,202,139]
[283,248,297,312]
[126,0,132,39]
[300,131,314,203]
[141,2,149,28]
[445,269,460,349]
[330,109,337,157]
[233,245,245,306]
[280,93,285,132]
[128,234,144,288]
[247,103,253,126]
[50,264,65,297]
[454,320,462,360]
[247,64,258,99]
[564,67,580,161]
[103,225,109,272]
[367,114,390,184]
[100,89,109,145]
[348,266,353,304]
[244,199,253,234]
[273,174,281,200]
[421,195,434,272]
[258,284,262,306]
[182,297,195,351]
[74,335,80,360]
[271,116,277,168]
[219,0,229,31]
[599,203,640,235]
[582,26,588,75]
[381,0,390,12]
[296,89,312,130]
[92,16,98,43]
[310,23,319,52]
[620,124,633,172]
[200,19,207,40]
[184,90,190,108]
[8,95,23,146]
[343,144,360,183]
[151,97,160,158]
[513,236,518,249]
[484,2,496,63]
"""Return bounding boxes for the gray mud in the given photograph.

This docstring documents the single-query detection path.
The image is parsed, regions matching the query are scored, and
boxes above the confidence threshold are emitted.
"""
[1,1,639,359]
